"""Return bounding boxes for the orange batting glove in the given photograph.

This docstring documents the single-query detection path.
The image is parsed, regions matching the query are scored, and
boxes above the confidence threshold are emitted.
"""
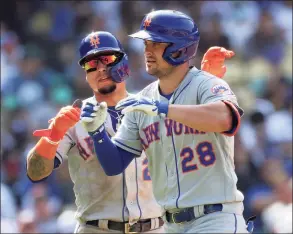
[201,46,235,78]
[33,100,82,142]
[32,99,82,159]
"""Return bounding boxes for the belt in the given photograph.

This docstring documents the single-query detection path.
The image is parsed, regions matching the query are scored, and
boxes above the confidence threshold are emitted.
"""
[165,203,223,224]
[86,218,164,233]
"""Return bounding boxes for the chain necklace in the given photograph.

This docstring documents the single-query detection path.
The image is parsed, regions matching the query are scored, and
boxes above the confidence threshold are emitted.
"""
[107,108,123,130]
[104,93,130,130]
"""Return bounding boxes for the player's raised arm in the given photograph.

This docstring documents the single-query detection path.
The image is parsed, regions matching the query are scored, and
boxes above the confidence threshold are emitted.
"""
[116,46,241,135]
[166,47,238,133]
[117,81,241,135]
[27,100,81,181]
[167,100,236,133]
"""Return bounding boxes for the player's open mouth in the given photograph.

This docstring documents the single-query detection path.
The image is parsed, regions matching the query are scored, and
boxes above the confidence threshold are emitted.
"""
[146,60,156,65]
[146,56,156,63]
[98,76,112,83]
[99,76,110,81]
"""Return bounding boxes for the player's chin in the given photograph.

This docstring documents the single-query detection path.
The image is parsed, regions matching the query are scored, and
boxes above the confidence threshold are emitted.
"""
[146,66,157,76]
[98,84,117,95]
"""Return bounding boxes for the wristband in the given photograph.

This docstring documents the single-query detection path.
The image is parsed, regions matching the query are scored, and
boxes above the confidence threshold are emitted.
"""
[34,137,59,160]
[43,137,60,145]
[89,124,106,144]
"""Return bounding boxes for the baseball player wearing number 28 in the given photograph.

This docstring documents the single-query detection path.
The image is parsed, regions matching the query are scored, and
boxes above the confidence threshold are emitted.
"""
[25,27,231,233]
[81,10,255,233]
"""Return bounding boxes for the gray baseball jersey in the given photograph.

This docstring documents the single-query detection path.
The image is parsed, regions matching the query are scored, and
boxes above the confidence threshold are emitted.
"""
[113,67,244,211]
[55,96,162,223]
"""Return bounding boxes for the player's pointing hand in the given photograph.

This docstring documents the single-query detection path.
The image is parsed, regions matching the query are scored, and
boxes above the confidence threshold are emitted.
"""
[81,100,108,134]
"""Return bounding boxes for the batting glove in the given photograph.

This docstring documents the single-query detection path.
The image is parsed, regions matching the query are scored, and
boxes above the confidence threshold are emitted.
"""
[80,100,108,135]
[115,96,169,117]
[33,99,82,142]
[201,46,235,78]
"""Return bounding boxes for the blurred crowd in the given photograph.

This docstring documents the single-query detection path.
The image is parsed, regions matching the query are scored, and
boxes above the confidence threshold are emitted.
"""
[1,1,292,233]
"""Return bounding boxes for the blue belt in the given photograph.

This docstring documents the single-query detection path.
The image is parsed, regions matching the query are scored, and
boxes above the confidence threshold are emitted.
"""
[165,204,223,224]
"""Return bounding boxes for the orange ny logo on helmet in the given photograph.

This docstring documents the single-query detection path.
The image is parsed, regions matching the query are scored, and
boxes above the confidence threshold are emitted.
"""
[143,16,152,30]
[90,34,100,48]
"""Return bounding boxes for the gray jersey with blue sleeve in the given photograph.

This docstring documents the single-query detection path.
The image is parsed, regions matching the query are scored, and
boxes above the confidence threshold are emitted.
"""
[113,67,244,211]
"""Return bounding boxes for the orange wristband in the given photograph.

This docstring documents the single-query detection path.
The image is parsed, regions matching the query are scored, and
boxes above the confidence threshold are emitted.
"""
[34,137,59,160]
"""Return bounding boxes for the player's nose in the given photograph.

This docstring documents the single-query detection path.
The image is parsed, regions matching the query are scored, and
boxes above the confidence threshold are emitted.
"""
[144,51,153,59]
[96,60,107,72]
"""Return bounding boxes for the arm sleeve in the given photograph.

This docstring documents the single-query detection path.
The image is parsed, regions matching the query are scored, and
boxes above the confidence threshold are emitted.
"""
[198,75,244,136]
[112,112,143,155]
[91,125,136,176]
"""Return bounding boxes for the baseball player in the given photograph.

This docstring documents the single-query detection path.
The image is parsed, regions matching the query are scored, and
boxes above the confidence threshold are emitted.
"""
[26,30,228,233]
[26,31,164,233]
[80,10,254,233]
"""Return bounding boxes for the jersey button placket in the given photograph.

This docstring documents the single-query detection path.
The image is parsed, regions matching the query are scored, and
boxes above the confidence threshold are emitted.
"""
[166,137,178,207]
[168,92,179,205]
[160,118,170,207]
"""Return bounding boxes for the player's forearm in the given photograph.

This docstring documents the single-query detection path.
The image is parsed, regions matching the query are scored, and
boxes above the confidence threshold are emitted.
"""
[26,148,54,181]
[26,137,59,181]
[91,126,135,176]
[167,101,231,132]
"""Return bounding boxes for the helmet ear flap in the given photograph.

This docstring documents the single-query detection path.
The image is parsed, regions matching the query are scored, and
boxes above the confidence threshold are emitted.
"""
[109,54,131,83]
[163,41,199,66]
[171,49,184,59]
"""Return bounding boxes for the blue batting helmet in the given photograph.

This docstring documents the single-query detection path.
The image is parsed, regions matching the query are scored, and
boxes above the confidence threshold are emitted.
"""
[129,10,200,66]
[78,31,130,83]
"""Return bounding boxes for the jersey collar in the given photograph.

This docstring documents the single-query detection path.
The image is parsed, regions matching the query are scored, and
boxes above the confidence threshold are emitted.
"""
[157,66,201,103]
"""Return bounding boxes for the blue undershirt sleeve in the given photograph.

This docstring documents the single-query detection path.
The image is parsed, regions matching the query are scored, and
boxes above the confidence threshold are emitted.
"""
[90,125,136,176]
